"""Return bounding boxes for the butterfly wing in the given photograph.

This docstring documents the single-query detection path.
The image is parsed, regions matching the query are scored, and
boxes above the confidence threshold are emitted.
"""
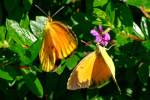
[98,45,120,92]
[39,20,77,72]
[67,51,112,90]
[39,32,56,71]
[67,51,97,90]
[50,21,77,59]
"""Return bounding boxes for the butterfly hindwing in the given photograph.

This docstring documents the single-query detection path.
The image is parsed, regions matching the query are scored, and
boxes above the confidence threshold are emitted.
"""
[39,19,77,72]
[67,51,97,90]
[39,32,56,71]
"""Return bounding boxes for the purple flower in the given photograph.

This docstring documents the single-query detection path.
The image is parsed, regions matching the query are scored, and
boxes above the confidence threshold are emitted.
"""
[90,25,110,46]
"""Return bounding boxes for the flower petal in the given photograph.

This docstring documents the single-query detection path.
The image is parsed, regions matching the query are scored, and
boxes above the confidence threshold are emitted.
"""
[102,33,110,41]
[90,29,99,36]
[98,25,103,32]
[95,36,102,43]
[90,25,111,47]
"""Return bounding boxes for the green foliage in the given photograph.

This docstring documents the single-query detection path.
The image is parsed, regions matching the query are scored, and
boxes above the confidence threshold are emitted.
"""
[0,69,13,81]
[0,0,150,99]
[93,0,108,7]
[22,69,43,97]
[127,0,150,8]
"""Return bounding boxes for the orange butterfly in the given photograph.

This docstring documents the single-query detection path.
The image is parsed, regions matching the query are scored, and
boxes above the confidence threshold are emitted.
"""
[67,44,120,92]
[39,17,77,72]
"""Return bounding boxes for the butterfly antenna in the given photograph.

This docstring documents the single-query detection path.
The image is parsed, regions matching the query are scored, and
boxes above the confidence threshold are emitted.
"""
[115,80,121,94]
[51,6,65,18]
[81,40,90,46]
[106,44,115,50]
[48,10,51,17]
[35,4,48,17]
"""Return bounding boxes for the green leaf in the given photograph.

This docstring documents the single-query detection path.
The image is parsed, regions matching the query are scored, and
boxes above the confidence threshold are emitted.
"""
[0,26,8,48]
[55,60,66,75]
[23,0,33,11]
[20,14,30,29]
[30,16,47,38]
[93,8,106,19]
[127,0,150,9]
[7,29,41,65]
[0,40,9,48]
[6,19,37,47]
[92,8,107,25]
[116,4,133,33]
[16,80,28,99]
[133,22,145,40]
[66,54,80,70]
[28,38,42,63]
[93,0,108,7]
[22,69,43,97]
[106,1,115,25]
[0,69,13,81]
[9,44,31,65]
[142,40,150,50]
[141,17,149,39]
[0,26,6,41]
[115,32,131,47]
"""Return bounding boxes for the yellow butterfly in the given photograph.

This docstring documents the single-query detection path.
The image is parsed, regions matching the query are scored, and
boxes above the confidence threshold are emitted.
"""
[39,17,77,72]
[67,44,120,92]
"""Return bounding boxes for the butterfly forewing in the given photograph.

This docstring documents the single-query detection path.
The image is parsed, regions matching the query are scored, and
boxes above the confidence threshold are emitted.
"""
[98,45,115,80]
[98,45,121,92]
[50,21,77,58]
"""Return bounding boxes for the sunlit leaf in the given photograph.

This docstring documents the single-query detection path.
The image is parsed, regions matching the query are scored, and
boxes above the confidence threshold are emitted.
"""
[20,14,30,29]
[30,16,47,38]
[0,69,13,81]
[6,19,37,47]
[141,17,149,39]
[0,26,8,48]
[127,0,150,9]
[93,8,106,19]
[93,0,108,7]
[133,22,145,40]
[0,26,6,41]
